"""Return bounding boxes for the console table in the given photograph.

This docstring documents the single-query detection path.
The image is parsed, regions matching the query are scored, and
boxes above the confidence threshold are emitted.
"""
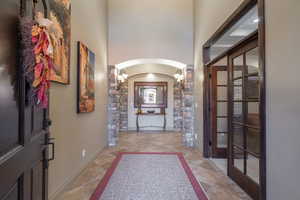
[136,112,166,132]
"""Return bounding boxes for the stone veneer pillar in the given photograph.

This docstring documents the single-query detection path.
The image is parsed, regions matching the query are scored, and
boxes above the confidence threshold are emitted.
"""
[119,80,128,131]
[182,65,195,147]
[107,65,120,146]
[174,81,183,131]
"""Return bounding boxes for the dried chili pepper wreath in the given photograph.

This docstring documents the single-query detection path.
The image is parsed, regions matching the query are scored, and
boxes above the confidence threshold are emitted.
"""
[19,16,55,108]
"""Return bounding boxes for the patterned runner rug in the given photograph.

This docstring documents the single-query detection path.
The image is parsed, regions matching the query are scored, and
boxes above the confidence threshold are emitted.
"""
[90,152,209,200]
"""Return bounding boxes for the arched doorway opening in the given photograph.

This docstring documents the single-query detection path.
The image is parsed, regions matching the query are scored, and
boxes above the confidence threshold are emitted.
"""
[107,59,195,147]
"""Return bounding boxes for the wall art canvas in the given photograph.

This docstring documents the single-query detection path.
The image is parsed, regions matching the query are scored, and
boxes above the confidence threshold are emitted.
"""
[77,42,95,113]
[49,0,71,84]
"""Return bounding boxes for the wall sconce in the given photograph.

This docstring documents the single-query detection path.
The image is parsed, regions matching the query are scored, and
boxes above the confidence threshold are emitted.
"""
[174,72,185,89]
[117,73,128,90]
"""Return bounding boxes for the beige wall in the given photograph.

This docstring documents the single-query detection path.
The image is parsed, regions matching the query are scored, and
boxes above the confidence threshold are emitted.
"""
[108,0,194,65]
[193,0,243,148]
[265,0,300,199]
[48,0,108,199]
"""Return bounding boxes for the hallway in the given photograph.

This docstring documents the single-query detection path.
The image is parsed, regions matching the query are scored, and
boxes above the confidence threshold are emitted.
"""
[1,0,300,200]
[55,133,251,200]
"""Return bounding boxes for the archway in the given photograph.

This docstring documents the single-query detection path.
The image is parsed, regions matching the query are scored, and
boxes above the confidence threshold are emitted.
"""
[107,59,195,147]
[115,58,187,70]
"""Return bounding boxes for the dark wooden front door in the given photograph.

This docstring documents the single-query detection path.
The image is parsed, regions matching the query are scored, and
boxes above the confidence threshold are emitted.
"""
[210,66,228,158]
[0,0,51,199]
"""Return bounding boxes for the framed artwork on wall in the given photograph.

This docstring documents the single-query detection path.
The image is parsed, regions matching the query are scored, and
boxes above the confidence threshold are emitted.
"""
[49,0,71,84]
[77,42,96,113]
[134,82,168,108]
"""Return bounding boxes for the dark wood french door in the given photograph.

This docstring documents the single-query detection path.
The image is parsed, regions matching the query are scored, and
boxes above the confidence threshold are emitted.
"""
[0,0,52,200]
[210,66,228,158]
[228,38,261,200]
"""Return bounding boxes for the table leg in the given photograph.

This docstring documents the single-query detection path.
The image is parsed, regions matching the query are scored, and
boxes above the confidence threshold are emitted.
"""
[136,114,139,132]
[163,114,166,131]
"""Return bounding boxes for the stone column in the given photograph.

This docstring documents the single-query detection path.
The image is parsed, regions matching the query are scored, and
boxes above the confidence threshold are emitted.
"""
[182,65,195,147]
[119,80,128,131]
[174,81,183,131]
[107,65,120,146]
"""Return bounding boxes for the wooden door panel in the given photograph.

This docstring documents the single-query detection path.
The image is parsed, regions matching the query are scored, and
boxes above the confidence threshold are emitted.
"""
[0,138,46,198]
[0,0,20,158]
[0,0,50,200]
[31,161,45,200]
[22,159,47,200]
[0,127,20,157]
[2,180,20,200]
[1,160,46,200]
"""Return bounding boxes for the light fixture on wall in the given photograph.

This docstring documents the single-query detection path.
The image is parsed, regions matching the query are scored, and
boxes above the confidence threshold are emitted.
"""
[253,18,259,23]
[174,70,185,90]
[117,73,128,90]
[147,73,155,79]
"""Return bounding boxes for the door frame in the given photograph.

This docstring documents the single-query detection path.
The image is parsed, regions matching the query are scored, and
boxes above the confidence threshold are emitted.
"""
[202,0,266,199]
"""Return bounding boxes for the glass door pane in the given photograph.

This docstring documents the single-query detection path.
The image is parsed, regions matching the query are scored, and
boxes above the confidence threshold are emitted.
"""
[217,118,227,148]
[246,154,260,184]
[246,47,259,74]
[217,102,227,116]
[233,124,244,147]
[246,47,260,102]
[234,147,244,172]
[246,127,260,155]
[217,87,227,100]
[233,55,243,79]
[217,71,227,85]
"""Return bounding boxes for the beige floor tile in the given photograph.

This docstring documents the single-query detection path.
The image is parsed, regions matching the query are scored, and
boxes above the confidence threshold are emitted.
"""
[54,132,252,200]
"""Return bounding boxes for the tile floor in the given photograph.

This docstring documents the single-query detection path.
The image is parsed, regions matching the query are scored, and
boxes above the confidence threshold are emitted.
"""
[54,132,252,200]
[211,157,260,184]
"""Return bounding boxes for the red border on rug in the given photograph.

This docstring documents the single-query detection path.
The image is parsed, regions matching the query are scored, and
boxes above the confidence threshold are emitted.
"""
[90,152,209,200]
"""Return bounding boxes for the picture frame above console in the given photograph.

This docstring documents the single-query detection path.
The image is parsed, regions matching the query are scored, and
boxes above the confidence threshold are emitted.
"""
[134,82,168,108]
